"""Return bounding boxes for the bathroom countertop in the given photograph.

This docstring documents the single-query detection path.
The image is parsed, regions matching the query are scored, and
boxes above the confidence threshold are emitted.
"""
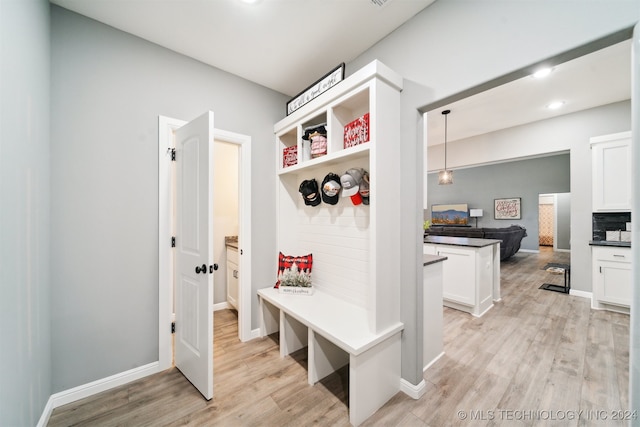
[225,236,238,250]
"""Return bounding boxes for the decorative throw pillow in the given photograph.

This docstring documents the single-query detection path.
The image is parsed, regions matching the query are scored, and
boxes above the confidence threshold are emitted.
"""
[275,252,313,288]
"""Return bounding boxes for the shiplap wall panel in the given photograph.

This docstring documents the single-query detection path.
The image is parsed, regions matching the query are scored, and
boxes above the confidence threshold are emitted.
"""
[296,203,370,308]
[279,160,371,308]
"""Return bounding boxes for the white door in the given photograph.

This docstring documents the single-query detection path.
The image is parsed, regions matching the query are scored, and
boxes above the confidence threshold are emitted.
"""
[174,111,214,400]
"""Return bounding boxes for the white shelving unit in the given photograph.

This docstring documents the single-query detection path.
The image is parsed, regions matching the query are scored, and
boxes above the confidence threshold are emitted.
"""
[274,60,403,334]
[264,60,404,426]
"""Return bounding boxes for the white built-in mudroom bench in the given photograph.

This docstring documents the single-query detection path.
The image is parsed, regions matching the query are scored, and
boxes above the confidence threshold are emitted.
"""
[257,60,405,426]
[258,288,403,426]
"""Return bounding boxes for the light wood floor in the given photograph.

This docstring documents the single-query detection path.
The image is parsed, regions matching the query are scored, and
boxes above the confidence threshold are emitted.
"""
[48,248,630,426]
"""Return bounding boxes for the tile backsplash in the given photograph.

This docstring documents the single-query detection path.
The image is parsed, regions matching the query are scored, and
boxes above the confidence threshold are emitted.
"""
[592,212,631,241]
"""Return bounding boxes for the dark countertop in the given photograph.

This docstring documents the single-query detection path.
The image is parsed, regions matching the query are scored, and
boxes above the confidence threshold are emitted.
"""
[225,236,238,250]
[423,254,447,266]
[424,235,502,248]
[589,240,631,248]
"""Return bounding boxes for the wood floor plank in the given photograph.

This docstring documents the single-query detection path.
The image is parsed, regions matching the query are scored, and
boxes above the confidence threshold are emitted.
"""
[48,249,629,427]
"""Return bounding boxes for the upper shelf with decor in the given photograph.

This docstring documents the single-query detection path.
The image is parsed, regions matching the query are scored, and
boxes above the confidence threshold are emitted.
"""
[275,61,403,176]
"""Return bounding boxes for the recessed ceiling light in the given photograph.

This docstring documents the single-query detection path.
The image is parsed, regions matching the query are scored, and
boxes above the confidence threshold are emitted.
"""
[547,101,565,110]
[532,67,553,79]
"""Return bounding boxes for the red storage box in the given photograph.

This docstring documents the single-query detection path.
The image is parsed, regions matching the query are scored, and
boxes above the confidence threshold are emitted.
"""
[282,146,297,168]
[344,113,370,148]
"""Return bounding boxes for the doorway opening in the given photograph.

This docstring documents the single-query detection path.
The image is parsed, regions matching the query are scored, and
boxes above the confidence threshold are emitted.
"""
[213,140,240,315]
[158,115,252,372]
[538,193,571,253]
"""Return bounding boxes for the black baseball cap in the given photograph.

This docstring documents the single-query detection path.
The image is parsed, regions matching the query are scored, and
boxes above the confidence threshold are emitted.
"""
[299,179,321,206]
[321,173,341,205]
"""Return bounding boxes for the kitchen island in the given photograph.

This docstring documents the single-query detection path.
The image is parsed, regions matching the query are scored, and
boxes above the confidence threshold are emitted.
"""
[424,235,501,317]
[423,254,447,371]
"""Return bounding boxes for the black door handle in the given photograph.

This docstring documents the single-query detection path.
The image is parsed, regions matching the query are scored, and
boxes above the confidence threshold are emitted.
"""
[195,264,207,274]
[210,264,218,273]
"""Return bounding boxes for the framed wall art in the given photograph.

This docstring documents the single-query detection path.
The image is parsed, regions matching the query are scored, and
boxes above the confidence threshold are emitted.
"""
[431,203,469,226]
[494,197,521,220]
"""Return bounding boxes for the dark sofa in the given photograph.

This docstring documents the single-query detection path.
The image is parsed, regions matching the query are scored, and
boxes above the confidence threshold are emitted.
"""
[425,225,527,261]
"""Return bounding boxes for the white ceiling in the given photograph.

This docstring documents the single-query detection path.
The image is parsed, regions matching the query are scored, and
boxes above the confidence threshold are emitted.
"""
[426,39,631,145]
[50,0,631,145]
[50,0,434,96]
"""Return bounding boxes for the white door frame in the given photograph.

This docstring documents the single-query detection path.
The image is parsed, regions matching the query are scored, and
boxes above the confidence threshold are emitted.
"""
[538,193,558,251]
[158,115,253,371]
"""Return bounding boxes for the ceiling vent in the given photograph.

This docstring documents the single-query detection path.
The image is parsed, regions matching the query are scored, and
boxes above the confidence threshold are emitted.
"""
[370,0,394,7]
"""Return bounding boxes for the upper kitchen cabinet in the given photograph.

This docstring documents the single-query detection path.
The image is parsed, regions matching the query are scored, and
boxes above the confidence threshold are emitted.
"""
[591,131,632,212]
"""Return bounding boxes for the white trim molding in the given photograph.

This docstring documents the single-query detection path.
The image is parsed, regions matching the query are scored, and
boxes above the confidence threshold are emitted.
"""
[423,351,445,373]
[158,115,185,371]
[400,378,427,400]
[214,301,232,311]
[38,363,159,426]
[570,289,592,300]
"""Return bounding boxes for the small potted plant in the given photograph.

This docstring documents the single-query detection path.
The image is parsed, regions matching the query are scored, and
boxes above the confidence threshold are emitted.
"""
[278,262,314,295]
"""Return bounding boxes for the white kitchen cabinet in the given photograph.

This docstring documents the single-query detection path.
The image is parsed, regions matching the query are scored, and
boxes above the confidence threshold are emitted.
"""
[591,131,632,212]
[424,238,499,317]
[592,245,631,313]
[226,246,239,310]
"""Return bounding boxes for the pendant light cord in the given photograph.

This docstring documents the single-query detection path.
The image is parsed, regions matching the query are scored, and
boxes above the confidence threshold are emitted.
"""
[442,109,450,170]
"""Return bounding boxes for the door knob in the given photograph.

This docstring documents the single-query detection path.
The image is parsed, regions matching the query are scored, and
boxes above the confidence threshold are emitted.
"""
[210,264,219,273]
[195,264,207,274]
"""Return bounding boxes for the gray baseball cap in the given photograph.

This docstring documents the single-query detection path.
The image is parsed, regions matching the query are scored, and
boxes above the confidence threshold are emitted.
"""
[340,168,364,197]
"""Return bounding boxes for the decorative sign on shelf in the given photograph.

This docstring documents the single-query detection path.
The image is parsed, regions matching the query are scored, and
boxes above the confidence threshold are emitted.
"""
[286,63,345,116]
[344,113,370,148]
[494,197,521,220]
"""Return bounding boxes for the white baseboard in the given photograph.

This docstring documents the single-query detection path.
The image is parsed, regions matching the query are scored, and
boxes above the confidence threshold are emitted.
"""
[423,351,445,373]
[36,396,55,427]
[519,249,540,254]
[400,378,427,400]
[250,327,261,340]
[38,362,160,425]
[570,289,592,300]
[214,301,232,311]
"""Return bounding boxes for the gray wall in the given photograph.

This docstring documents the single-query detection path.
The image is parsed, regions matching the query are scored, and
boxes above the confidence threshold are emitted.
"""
[348,0,638,387]
[0,0,52,424]
[50,6,287,391]
[557,193,571,250]
[426,154,571,251]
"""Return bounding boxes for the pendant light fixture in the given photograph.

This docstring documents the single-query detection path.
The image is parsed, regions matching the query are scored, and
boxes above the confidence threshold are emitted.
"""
[438,109,453,185]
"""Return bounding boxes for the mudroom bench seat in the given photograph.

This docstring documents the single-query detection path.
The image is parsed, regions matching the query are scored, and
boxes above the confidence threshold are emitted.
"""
[257,287,404,426]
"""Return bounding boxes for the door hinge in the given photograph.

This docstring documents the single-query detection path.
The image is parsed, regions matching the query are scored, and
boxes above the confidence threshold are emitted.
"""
[171,148,176,161]
[171,236,176,247]
[171,321,176,334]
